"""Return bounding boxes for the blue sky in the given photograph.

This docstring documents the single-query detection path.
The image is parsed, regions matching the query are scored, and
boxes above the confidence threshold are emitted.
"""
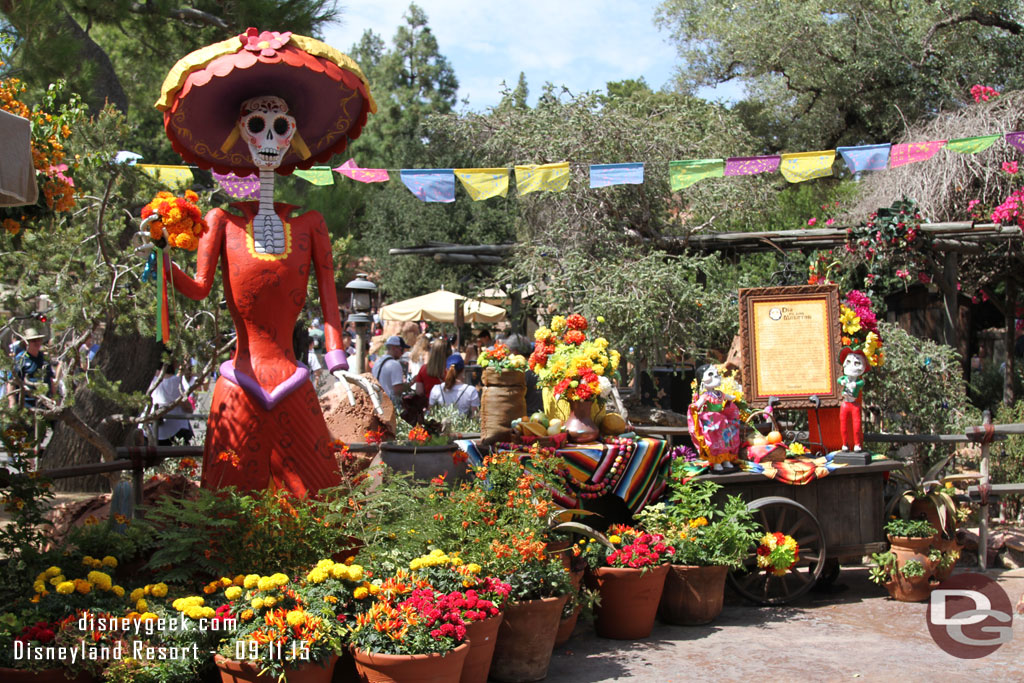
[322,0,740,111]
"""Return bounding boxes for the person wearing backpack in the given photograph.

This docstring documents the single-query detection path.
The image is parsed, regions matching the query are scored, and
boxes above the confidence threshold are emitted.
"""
[372,335,409,407]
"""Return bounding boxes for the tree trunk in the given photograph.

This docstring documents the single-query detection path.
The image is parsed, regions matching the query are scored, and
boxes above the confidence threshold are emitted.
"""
[48,325,164,492]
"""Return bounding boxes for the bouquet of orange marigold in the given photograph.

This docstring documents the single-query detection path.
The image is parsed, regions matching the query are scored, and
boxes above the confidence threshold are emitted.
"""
[142,190,207,250]
[529,313,620,403]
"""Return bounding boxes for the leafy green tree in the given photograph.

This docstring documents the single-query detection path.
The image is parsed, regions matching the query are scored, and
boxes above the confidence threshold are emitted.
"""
[655,0,1024,150]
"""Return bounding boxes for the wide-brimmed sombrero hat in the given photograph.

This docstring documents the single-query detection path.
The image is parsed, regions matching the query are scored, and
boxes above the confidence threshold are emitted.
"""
[156,28,376,177]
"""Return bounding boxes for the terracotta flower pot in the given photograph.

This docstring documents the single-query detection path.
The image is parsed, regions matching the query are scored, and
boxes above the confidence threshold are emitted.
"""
[554,605,581,647]
[214,654,337,683]
[658,564,728,626]
[590,564,669,639]
[884,535,936,603]
[0,668,93,683]
[931,536,963,583]
[565,399,600,443]
[460,613,503,683]
[352,642,469,683]
[378,443,467,483]
[488,595,568,683]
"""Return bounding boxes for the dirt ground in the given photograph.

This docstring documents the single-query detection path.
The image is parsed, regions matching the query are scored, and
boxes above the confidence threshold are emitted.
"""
[548,565,1024,682]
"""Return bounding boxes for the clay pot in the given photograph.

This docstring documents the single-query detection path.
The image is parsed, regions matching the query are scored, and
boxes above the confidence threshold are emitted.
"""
[0,668,93,683]
[489,595,568,683]
[352,643,469,683]
[378,443,467,484]
[909,498,955,538]
[554,605,581,647]
[460,613,503,683]
[214,654,337,683]
[565,400,600,443]
[658,564,729,626]
[589,564,669,639]
[930,536,963,583]
[885,535,936,603]
[544,540,574,571]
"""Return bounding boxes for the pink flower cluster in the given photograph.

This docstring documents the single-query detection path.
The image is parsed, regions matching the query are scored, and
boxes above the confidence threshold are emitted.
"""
[16,620,58,645]
[844,290,878,333]
[400,587,488,642]
[971,85,1000,103]
[607,532,675,569]
[1003,161,1019,175]
[991,187,1024,227]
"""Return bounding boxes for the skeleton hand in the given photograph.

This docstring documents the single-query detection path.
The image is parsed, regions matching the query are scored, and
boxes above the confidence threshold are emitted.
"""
[332,369,384,416]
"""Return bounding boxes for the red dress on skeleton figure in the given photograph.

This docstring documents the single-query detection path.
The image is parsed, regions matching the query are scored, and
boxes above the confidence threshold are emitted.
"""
[172,201,344,496]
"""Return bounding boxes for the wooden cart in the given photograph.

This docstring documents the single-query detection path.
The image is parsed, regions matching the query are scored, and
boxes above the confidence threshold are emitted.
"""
[696,459,902,605]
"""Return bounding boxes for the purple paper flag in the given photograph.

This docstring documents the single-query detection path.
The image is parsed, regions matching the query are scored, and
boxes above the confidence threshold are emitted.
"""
[589,163,644,188]
[1005,132,1024,153]
[334,158,390,183]
[837,144,891,173]
[889,140,946,168]
[212,171,259,199]
[400,169,456,203]
[724,155,781,176]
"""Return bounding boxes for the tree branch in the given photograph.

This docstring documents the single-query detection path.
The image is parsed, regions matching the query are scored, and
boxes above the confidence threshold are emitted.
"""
[129,4,230,30]
[923,9,1023,54]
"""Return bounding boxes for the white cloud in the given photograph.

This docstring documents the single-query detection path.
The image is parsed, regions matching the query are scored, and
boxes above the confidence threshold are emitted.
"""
[322,0,680,109]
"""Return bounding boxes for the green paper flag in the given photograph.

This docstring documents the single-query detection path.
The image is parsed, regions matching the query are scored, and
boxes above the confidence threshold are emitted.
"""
[945,135,1001,154]
[293,166,335,185]
[669,159,724,190]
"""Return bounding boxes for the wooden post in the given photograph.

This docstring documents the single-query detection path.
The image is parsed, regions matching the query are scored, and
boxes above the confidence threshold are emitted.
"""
[1004,277,1016,407]
[979,411,991,570]
[942,251,959,350]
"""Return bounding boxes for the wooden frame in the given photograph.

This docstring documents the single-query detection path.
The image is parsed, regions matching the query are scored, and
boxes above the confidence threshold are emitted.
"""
[739,285,842,408]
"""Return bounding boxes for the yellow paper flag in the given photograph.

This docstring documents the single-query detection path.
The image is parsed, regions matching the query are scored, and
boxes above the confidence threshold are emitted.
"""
[138,164,194,189]
[454,168,510,200]
[779,151,836,183]
[514,162,570,195]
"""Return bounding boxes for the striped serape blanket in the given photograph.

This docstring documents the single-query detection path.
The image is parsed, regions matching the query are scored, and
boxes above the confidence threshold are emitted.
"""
[456,437,672,514]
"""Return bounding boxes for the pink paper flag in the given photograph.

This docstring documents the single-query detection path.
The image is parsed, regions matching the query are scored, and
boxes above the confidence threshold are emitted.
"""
[334,158,389,183]
[724,155,781,176]
[889,140,947,168]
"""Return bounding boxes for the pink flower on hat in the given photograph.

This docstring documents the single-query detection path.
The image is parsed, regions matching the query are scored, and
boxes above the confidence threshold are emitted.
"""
[239,28,292,57]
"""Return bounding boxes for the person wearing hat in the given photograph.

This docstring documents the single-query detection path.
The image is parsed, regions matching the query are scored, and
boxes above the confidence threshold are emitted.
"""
[152,27,376,496]
[372,335,409,407]
[429,353,480,417]
[838,347,869,452]
[7,328,53,411]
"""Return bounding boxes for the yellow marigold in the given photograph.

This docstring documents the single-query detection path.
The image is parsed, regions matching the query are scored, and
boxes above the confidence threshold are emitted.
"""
[130,588,145,603]
[534,327,552,342]
[113,586,125,598]
[608,535,622,544]
[45,566,62,578]
[270,573,288,587]
[263,597,277,608]
[101,556,118,568]
[139,612,158,622]
[219,577,233,588]
[74,579,91,595]
[224,586,242,600]
[33,580,46,594]
[466,563,481,575]
[87,571,113,591]
[243,574,260,589]
[202,584,217,595]
[136,599,147,610]
[150,583,168,598]
[285,610,305,627]
[353,587,369,600]
[368,583,380,595]
[256,576,276,591]
[409,558,422,571]
[81,556,96,567]
[185,606,204,620]
[306,568,328,584]
[550,316,567,333]
[316,559,334,569]
[330,565,348,580]
[240,609,254,621]
[250,598,264,610]
[344,556,356,566]
[233,575,246,586]
[56,581,75,595]
[347,565,364,581]
[49,575,65,586]
[324,596,338,604]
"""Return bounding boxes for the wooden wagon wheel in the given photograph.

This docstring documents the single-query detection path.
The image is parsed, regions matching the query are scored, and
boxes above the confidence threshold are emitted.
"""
[727,497,827,605]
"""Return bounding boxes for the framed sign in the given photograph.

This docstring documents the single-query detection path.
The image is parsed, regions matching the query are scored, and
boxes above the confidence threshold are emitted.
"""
[739,285,842,408]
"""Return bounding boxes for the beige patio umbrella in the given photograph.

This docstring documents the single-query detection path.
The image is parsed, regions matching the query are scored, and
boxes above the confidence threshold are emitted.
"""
[380,288,506,323]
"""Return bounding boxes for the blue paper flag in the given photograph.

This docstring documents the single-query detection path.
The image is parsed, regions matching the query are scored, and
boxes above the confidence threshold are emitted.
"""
[837,144,891,173]
[400,169,456,203]
[589,163,644,188]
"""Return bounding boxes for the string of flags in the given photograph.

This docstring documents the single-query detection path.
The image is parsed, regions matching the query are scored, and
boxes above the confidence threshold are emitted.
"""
[124,131,1024,203]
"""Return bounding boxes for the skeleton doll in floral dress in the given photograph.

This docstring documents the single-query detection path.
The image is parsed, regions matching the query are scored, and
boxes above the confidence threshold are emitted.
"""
[688,364,741,472]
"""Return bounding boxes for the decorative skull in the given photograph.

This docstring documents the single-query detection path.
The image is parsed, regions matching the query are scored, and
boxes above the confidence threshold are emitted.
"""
[700,364,722,390]
[238,96,296,170]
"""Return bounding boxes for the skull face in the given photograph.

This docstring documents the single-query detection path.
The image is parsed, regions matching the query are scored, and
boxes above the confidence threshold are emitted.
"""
[701,365,722,390]
[843,352,867,378]
[238,96,296,170]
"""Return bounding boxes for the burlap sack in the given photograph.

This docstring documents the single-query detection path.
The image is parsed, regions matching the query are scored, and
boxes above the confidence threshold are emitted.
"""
[480,368,526,442]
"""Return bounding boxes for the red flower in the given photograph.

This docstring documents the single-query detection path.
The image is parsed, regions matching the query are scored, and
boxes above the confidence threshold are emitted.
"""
[566,314,588,331]
[239,27,293,57]
[364,429,385,445]
[408,425,430,443]
[563,329,585,345]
